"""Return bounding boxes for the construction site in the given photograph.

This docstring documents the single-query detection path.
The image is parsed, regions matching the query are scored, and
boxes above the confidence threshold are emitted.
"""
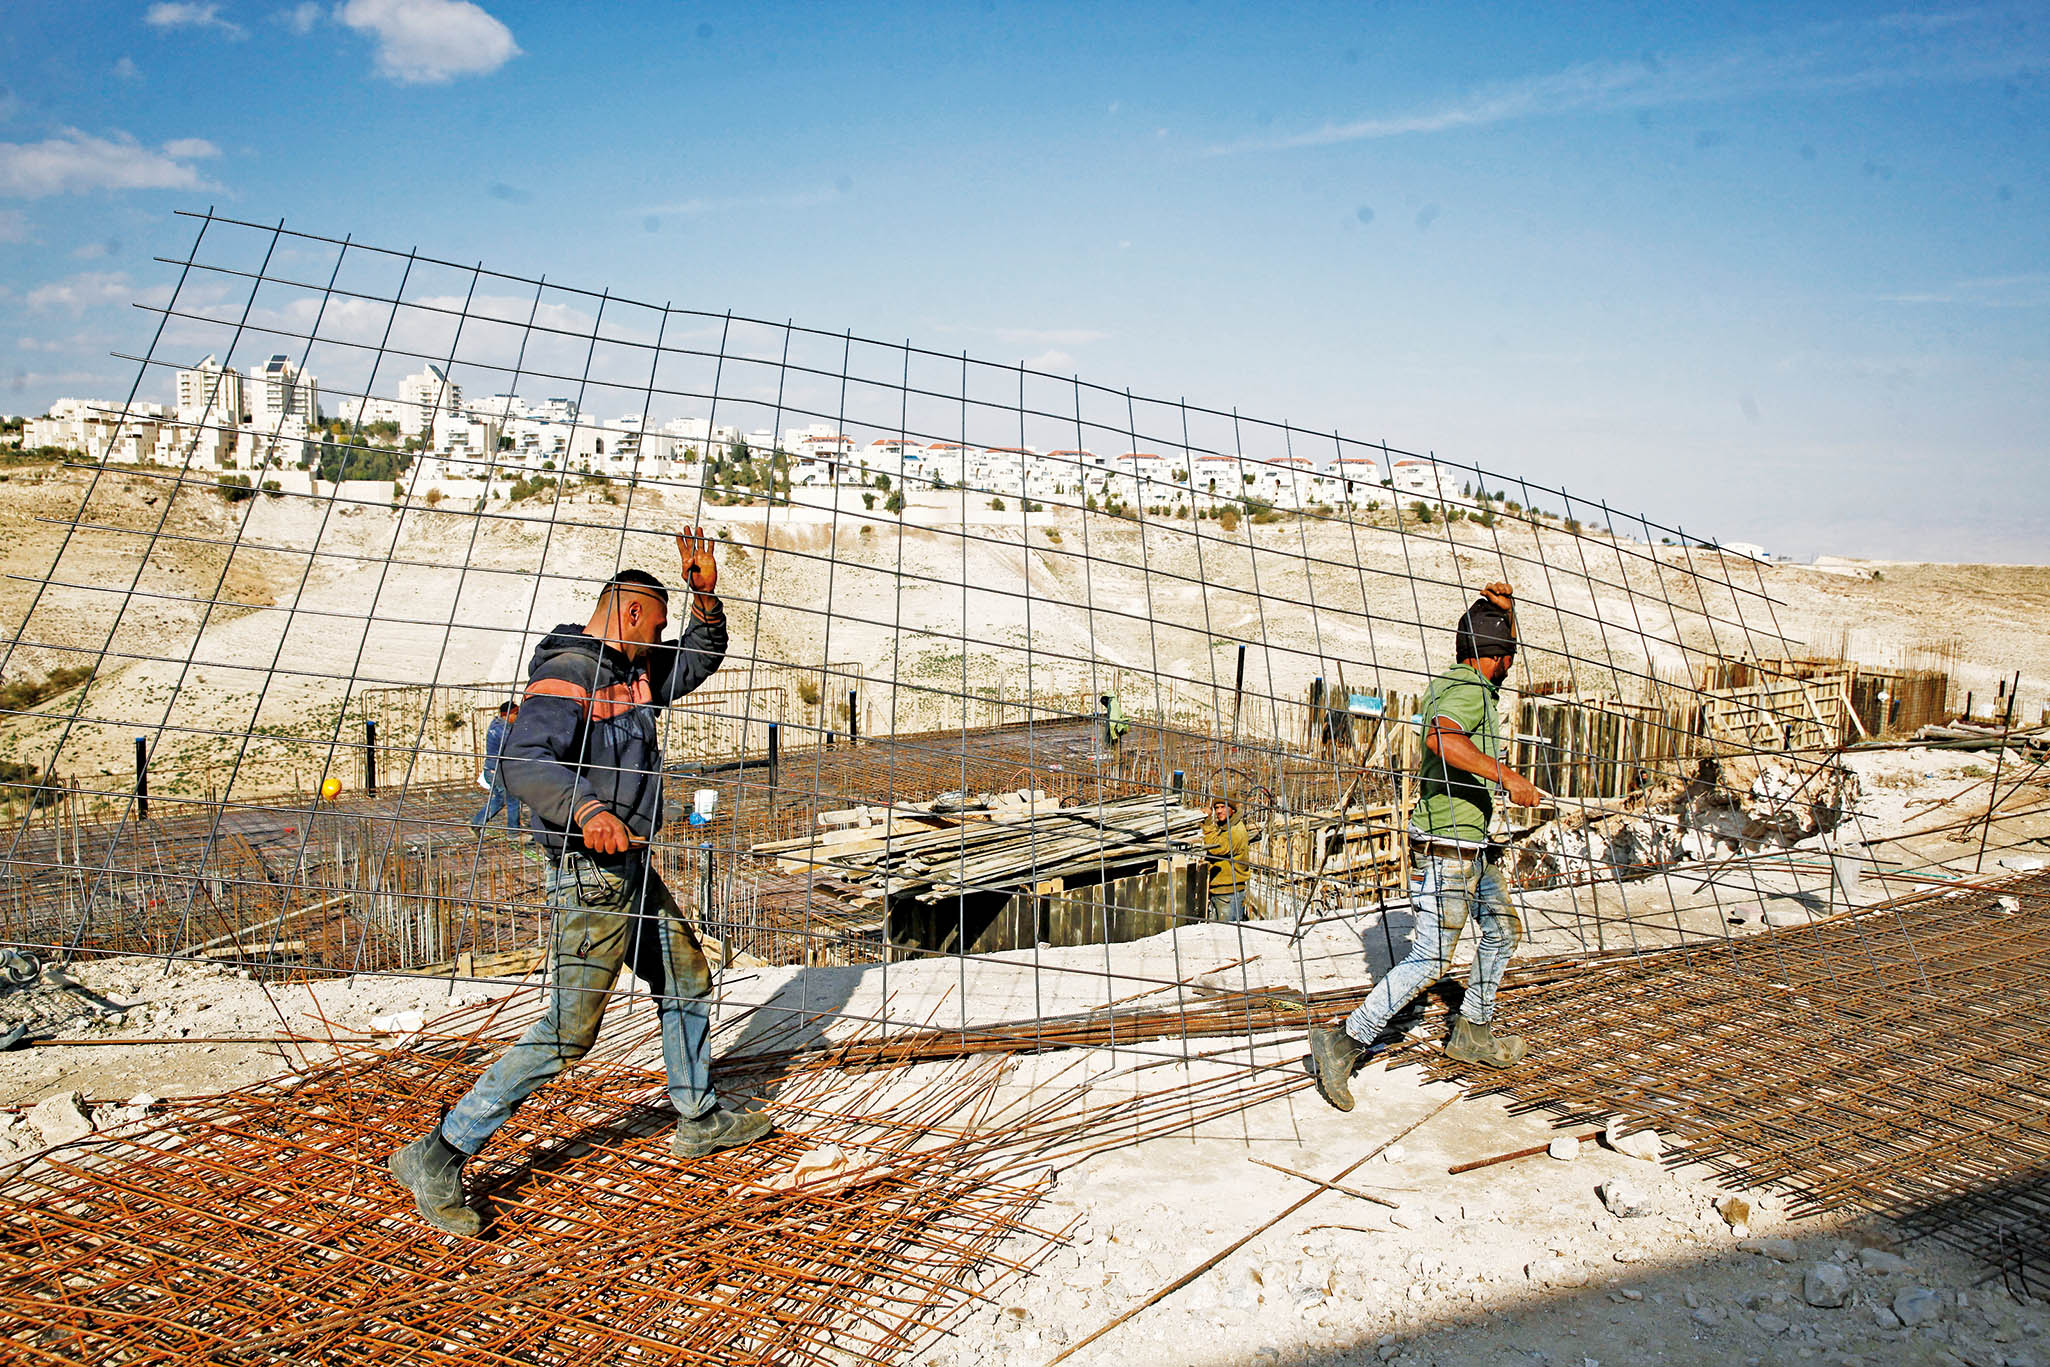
[2,212,2047,1367]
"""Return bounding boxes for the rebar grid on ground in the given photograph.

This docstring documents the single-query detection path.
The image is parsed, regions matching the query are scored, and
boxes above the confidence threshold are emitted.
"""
[7,209,2042,1340]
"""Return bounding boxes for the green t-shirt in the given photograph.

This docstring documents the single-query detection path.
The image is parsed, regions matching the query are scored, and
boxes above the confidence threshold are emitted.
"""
[1412,662,1501,843]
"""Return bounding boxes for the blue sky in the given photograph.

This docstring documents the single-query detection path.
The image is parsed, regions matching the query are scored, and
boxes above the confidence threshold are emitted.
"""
[2,1,2044,560]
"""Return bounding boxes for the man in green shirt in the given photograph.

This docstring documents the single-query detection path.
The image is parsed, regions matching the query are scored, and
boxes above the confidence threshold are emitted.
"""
[1308,582,1545,1110]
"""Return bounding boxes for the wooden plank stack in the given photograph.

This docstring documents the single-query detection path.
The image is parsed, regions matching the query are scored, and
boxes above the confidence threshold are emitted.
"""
[752,792,1207,905]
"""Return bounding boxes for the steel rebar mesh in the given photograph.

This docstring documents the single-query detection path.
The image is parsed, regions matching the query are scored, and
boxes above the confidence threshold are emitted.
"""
[0,208,2041,1345]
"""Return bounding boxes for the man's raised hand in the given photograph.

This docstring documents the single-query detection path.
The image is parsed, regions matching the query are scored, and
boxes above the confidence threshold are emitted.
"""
[676,526,718,595]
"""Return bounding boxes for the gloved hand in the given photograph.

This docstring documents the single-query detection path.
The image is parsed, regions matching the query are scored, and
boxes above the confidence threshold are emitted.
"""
[580,809,639,855]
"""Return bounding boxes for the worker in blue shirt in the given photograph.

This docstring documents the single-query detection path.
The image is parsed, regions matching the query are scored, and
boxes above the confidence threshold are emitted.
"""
[468,701,523,830]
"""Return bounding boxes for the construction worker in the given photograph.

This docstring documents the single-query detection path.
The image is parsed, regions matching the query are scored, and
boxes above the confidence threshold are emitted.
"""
[1202,795,1251,922]
[1308,582,1545,1110]
[1101,692,1130,778]
[390,528,769,1237]
[467,701,522,831]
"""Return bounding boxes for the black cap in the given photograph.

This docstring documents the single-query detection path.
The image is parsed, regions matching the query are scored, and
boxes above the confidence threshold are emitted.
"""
[1455,597,1517,661]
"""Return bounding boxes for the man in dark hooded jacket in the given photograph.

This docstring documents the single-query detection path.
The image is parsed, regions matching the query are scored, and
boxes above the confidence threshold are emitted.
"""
[390,527,768,1237]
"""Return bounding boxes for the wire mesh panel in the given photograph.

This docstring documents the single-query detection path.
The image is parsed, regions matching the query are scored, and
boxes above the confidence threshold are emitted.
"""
[1,211,2042,1331]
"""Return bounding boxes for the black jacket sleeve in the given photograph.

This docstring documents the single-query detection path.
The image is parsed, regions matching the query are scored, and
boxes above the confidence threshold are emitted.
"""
[500,656,610,833]
[645,594,728,706]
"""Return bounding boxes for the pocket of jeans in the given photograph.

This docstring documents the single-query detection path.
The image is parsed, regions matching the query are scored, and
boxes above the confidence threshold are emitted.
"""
[567,856,627,907]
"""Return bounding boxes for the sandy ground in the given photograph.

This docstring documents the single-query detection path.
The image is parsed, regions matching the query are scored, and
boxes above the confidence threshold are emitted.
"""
[4,730,2045,1367]
[3,464,2046,801]
[4,925,2043,1367]
[3,462,2047,1362]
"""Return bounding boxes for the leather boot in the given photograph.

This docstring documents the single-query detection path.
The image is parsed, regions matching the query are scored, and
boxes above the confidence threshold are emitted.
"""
[672,1106,774,1159]
[1444,1016,1526,1069]
[388,1128,482,1237]
[1308,1025,1367,1112]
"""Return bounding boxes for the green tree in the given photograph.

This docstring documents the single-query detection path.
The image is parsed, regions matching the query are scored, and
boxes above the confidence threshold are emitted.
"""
[884,490,905,514]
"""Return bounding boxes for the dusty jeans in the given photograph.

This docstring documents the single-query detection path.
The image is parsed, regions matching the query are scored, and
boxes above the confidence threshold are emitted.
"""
[1208,890,1246,923]
[1343,851,1520,1045]
[442,852,715,1155]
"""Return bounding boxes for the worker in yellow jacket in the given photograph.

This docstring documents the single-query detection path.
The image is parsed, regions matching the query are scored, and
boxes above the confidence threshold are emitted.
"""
[1202,795,1251,922]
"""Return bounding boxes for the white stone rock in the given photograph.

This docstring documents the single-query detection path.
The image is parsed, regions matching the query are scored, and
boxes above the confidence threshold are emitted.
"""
[1803,1262,1852,1308]
[27,1092,93,1148]
[1894,1286,1943,1327]
[1604,1120,1663,1162]
[1597,1178,1652,1219]
[1857,1247,1909,1275]
[1997,856,2044,872]
[1548,1136,1580,1162]
[369,1009,425,1034]
[1739,1236,1800,1262]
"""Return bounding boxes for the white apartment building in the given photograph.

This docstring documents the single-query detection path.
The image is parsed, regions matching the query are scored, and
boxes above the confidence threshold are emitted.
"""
[396,364,463,438]
[174,355,244,428]
[1039,449,1098,496]
[1391,458,1448,501]
[236,414,316,470]
[1329,456,1385,503]
[248,355,318,429]
[1263,455,1326,508]
[28,399,165,462]
[335,395,407,427]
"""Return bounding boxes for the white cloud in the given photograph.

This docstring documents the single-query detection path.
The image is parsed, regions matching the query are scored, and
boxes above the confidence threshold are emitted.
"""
[0,128,220,197]
[26,271,133,315]
[1022,349,1074,371]
[0,209,28,243]
[144,3,247,38]
[112,56,144,81]
[1211,12,2050,155]
[336,0,520,84]
[280,2,321,34]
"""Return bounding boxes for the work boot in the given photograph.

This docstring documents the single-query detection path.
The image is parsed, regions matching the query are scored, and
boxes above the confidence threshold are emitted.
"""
[388,1128,482,1237]
[1444,1016,1527,1069]
[671,1105,773,1159]
[1308,1025,1367,1112]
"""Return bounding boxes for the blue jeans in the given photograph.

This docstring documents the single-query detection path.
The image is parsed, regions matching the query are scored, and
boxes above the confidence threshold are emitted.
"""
[1344,852,1520,1043]
[469,775,524,831]
[441,852,716,1155]
[1208,890,1246,923]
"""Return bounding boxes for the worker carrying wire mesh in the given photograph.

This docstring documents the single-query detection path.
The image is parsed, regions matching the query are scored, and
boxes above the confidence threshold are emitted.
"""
[1202,793,1251,922]
[389,527,771,1237]
[1307,582,1549,1111]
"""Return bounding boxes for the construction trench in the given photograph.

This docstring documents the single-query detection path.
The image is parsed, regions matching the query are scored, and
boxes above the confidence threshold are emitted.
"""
[2,213,2047,1364]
